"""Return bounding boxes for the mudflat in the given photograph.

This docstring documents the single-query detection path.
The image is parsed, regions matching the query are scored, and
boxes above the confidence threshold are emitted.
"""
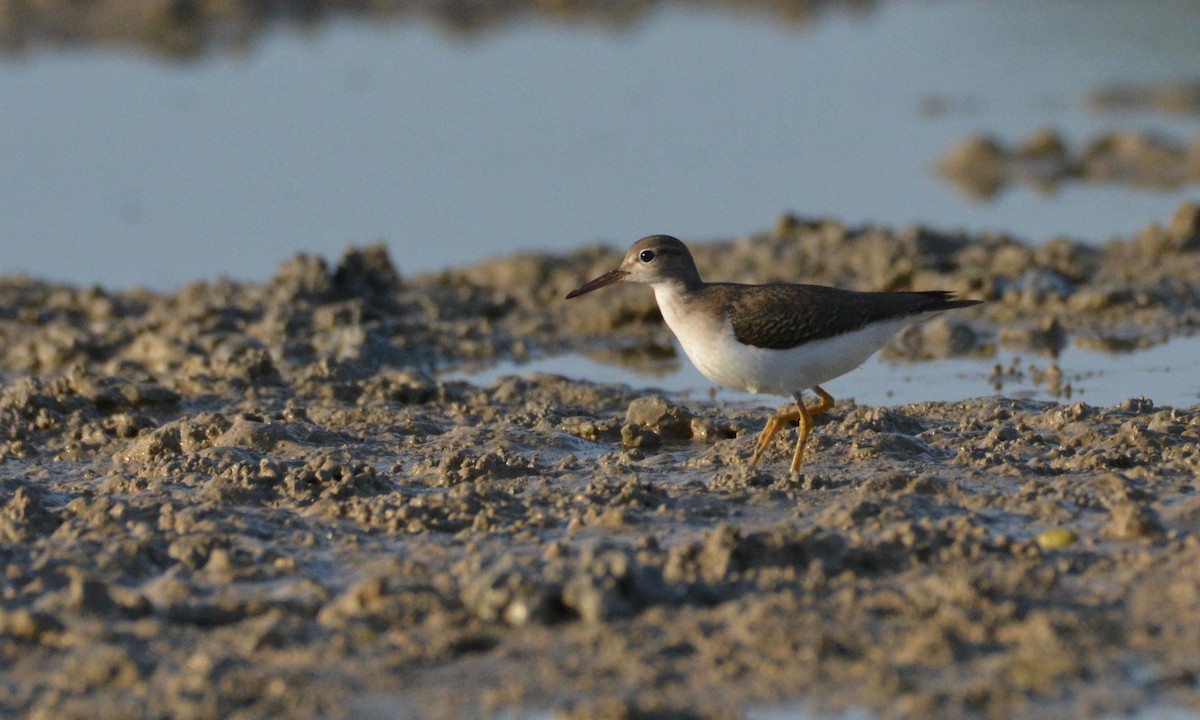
[3,205,1200,718]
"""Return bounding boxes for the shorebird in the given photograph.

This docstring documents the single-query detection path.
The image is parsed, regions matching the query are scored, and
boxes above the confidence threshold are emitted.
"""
[566,235,980,472]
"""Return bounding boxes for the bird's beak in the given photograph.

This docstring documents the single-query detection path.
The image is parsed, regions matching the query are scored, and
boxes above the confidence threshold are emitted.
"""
[565,268,628,299]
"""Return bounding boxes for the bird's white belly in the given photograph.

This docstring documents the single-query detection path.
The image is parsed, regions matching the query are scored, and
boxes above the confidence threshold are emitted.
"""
[659,292,908,396]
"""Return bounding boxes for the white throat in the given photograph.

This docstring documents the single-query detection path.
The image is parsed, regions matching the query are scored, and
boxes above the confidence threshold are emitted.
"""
[649,281,700,338]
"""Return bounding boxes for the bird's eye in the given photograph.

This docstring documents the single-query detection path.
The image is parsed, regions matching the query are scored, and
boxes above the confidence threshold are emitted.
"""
[639,249,656,263]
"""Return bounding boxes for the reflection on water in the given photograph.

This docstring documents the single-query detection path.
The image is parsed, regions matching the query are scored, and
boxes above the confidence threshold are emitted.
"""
[448,335,1200,408]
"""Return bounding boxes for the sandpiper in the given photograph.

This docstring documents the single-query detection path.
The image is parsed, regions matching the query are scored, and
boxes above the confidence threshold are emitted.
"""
[566,235,980,472]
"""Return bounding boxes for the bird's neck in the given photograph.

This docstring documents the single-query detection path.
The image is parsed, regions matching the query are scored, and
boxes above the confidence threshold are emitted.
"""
[650,276,700,303]
[651,278,706,337]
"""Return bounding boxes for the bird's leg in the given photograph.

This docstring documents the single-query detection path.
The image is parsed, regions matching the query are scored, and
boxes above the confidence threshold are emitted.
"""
[749,386,837,471]
[807,385,836,417]
[788,385,836,473]
[749,408,800,468]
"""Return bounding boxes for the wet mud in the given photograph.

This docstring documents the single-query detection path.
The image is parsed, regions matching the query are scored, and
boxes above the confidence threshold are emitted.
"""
[3,206,1200,718]
[936,128,1200,199]
[0,0,874,58]
[1089,79,1200,116]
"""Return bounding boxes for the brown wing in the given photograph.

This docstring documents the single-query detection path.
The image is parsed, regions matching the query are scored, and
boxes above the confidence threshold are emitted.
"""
[710,283,978,350]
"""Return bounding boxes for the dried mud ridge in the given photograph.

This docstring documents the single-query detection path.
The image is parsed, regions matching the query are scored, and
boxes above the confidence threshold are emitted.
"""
[3,206,1200,719]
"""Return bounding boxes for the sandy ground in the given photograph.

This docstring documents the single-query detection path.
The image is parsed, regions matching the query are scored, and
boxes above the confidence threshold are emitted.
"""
[3,204,1200,719]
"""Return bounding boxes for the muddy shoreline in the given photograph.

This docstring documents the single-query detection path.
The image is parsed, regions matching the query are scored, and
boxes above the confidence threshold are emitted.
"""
[3,207,1200,718]
[937,128,1200,199]
[0,0,873,58]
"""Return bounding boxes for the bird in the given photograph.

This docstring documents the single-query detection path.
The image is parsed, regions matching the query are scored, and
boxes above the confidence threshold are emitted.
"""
[565,235,980,472]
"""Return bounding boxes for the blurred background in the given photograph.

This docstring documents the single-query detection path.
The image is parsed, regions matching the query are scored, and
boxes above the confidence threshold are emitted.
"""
[2,0,1199,289]
[3,0,1200,405]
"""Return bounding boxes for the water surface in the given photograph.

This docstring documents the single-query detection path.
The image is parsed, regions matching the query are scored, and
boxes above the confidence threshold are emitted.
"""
[450,335,1200,409]
[3,0,1199,289]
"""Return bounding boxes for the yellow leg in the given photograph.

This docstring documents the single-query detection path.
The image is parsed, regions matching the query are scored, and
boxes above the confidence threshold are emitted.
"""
[749,409,801,468]
[748,385,836,472]
[788,385,835,473]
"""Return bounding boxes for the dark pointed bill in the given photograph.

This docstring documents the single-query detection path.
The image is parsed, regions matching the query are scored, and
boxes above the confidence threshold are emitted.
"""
[565,268,628,299]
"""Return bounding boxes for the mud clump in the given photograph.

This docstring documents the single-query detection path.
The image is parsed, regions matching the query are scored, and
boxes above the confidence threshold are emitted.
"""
[0,0,864,60]
[1089,79,1200,116]
[621,395,731,449]
[937,127,1200,197]
[2,222,1200,719]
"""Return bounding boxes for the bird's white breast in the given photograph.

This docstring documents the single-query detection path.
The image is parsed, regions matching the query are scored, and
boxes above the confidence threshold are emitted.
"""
[653,283,909,397]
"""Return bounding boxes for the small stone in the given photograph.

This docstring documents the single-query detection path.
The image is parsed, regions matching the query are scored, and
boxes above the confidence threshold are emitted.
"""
[1035,527,1079,550]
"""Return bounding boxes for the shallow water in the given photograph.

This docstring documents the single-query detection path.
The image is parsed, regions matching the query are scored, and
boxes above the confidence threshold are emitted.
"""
[449,335,1200,408]
[3,0,1200,289]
